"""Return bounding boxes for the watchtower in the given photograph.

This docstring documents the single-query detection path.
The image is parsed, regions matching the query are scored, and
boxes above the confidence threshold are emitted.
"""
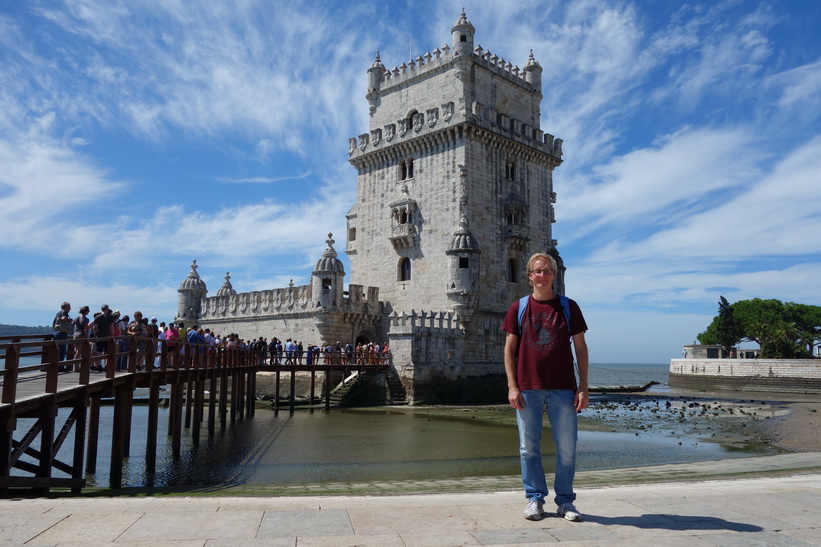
[346,10,565,401]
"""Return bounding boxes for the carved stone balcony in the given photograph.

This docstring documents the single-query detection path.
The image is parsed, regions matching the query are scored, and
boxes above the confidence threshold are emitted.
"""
[389,223,417,250]
[505,224,529,250]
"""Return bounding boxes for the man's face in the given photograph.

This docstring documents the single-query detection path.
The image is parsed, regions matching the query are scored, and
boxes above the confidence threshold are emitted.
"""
[529,259,555,287]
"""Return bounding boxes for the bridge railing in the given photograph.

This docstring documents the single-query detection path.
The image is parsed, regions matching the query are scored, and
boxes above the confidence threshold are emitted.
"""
[0,336,256,406]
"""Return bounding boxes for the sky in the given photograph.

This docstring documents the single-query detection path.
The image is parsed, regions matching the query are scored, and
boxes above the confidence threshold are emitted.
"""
[1,1,820,364]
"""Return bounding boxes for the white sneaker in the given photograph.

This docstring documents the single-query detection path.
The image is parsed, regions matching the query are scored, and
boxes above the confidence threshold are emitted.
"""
[523,500,544,521]
[557,502,582,521]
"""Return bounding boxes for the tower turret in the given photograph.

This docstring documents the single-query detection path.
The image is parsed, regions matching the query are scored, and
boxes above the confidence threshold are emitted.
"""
[523,49,543,93]
[177,260,207,323]
[450,8,475,56]
[446,215,481,321]
[366,51,386,116]
[311,233,345,310]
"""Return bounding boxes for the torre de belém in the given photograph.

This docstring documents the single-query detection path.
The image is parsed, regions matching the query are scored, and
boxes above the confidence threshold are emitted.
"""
[176,10,566,404]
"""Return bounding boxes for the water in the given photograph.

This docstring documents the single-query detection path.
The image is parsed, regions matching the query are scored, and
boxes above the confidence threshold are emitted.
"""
[588,362,671,392]
[7,361,773,489]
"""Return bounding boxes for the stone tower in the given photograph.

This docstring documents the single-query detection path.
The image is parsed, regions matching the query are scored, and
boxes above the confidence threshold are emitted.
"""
[176,260,207,324]
[311,233,345,310]
[345,9,564,401]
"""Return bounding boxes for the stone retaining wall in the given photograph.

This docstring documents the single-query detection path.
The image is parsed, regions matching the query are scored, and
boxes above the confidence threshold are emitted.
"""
[669,358,821,394]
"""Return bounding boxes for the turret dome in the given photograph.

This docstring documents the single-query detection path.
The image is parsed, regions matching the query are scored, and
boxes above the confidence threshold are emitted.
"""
[215,271,237,297]
[447,215,480,253]
[314,233,345,274]
[179,260,207,291]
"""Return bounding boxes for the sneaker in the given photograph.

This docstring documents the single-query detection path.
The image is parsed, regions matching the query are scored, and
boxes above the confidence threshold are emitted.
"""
[557,502,582,521]
[523,500,544,521]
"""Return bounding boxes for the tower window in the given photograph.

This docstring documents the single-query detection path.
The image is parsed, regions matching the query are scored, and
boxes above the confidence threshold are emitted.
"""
[348,227,356,241]
[399,258,411,281]
[505,160,516,181]
[399,158,414,180]
[460,35,467,42]
[507,259,517,282]
[459,257,469,269]
[322,278,332,290]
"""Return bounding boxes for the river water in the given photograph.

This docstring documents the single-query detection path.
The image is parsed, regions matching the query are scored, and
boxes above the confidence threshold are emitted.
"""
[9,362,776,489]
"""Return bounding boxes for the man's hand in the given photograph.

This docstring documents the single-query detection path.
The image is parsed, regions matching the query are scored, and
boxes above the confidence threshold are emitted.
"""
[575,389,589,412]
[508,387,524,410]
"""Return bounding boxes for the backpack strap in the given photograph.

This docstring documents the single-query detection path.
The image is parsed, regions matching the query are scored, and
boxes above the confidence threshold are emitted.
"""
[516,295,529,334]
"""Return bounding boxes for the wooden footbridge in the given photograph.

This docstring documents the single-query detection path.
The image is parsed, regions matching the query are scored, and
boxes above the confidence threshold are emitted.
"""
[0,334,390,497]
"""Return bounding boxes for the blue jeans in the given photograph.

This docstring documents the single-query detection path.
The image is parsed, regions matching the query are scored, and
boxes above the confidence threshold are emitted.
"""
[54,332,69,362]
[515,389,578,506]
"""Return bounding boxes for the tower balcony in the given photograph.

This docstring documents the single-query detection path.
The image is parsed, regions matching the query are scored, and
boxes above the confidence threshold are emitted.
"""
[505,225,530,250]
[389,224,417,250]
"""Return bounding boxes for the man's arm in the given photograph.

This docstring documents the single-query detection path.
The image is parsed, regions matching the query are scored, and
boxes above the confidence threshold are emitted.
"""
[573,331,589,412]
[504,333,524,410]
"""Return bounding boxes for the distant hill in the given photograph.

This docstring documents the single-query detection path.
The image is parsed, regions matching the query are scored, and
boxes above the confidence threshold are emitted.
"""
[0,324,52,336]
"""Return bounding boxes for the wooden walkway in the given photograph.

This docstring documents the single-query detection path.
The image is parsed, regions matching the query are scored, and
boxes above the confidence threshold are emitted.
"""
[0,335,388,497]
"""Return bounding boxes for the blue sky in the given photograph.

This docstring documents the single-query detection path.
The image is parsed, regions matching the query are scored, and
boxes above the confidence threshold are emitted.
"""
[1,1,820,364]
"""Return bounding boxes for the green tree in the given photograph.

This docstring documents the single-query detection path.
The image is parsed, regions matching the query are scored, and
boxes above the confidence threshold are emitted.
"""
[715,296,741,356]
[699,298,821,359]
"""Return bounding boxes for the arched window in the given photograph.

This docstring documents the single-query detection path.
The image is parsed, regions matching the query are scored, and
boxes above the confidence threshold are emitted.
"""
[507,259,517,282]
[505,159,516,181]
[399,157,415,180]
[399,258,411,281]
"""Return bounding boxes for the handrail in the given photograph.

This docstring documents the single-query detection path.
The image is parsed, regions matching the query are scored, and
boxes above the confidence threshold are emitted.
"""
[0,336,255,405]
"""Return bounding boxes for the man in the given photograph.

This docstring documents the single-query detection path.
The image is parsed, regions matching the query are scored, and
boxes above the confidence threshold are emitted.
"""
[284,338,296,365]
[502,252,589,522]
[91,305,115,371]
[52,301,73,365]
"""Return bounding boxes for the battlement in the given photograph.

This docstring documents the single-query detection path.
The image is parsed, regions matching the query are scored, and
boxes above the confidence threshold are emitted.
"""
[376,44,534,92]
[387,309,463,335]
[199,282,381,320]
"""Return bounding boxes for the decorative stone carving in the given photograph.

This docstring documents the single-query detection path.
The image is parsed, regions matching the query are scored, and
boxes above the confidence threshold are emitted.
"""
[348,138,357,155]
[398,118,408,137]
[412,111,424,132]
[427,108,438,128]
[442,102,454,122]
[385,123,395,141]
[371,128,382,146]
[359,133,369,151]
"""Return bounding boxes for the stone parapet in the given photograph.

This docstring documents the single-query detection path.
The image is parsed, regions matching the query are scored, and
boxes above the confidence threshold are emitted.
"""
[669,358,821,394]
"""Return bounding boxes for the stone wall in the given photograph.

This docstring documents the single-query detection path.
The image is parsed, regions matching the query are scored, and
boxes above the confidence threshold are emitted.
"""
[669,358,821,394]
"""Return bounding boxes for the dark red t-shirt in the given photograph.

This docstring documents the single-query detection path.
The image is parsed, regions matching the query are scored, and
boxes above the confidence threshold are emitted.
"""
[501,295,588,391]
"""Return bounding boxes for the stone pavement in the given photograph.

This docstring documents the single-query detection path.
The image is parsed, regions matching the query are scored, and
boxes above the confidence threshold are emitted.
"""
[2,454,821,546]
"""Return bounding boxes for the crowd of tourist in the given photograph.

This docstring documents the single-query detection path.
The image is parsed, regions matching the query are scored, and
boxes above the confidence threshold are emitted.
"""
[51,302,391,372]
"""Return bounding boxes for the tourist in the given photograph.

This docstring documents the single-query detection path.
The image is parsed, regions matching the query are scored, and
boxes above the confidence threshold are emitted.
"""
[91,305,115,371]
[113,312,129,371]
[284,338,295,364]
[155,323,166,368]
[268,338,278,365]
[52,301,72,366]
[502,252,589,522]
[127,312,148,370]
[70,305,90,370]
[148,317,159,337]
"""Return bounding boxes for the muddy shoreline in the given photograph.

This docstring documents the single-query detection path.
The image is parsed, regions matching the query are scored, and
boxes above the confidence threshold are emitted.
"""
[385,391,821,455]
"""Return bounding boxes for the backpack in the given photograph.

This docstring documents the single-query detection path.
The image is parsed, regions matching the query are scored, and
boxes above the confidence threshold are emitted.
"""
[517,295,572,339]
